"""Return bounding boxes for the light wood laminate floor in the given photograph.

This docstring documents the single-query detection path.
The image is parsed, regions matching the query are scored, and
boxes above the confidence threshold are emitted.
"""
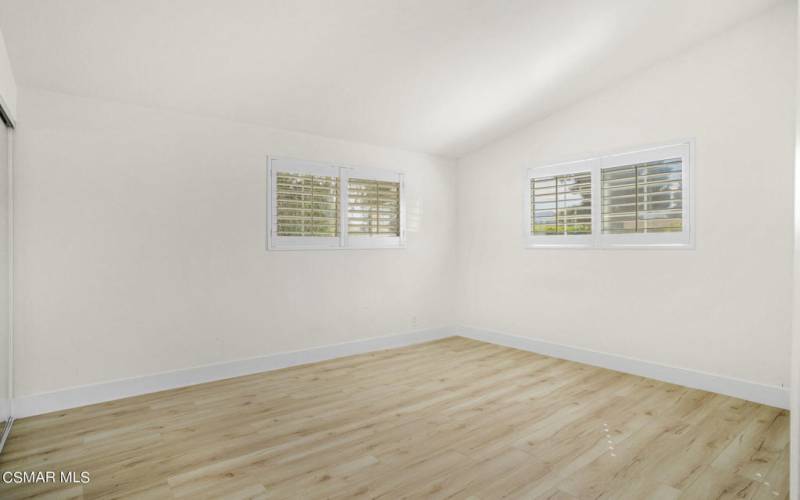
[0,337,790,499]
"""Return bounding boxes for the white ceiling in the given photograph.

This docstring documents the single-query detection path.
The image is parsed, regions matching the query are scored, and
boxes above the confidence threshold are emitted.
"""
[0,0,784,157]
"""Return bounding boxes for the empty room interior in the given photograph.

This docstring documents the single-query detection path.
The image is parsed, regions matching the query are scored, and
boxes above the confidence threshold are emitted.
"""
[0,0,799,498]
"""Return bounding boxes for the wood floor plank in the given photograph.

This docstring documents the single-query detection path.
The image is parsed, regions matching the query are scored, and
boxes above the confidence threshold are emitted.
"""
[0,337,789,499]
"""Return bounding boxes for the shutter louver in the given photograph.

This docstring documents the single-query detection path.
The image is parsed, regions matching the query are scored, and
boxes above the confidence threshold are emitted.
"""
[348,178,401,236]
[275,172,339,237]
[601,158,682,234]
[531,172,592,235]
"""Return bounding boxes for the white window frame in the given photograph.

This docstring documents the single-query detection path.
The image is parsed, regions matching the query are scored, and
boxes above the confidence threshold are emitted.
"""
[525,159,598,249]
[342,165,406,249]
[524,141,694,250]
[267,157,406,250]
[268,158,341,250]
[598,143,692,248]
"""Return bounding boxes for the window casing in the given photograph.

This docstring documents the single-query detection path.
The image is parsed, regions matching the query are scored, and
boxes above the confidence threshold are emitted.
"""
[525,142,692,249]
[268,157,405,250]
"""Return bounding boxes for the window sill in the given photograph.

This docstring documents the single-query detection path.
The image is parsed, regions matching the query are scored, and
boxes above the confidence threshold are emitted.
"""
[525,242,695,250]
[267,238,406,251]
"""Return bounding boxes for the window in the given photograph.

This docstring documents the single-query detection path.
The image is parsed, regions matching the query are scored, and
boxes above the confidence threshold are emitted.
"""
[601,158,682,235]
[525,142,692,249]
[531,171,592,236]
[275,172,339,237]
[348,178,401,237]
[268,158,405,250]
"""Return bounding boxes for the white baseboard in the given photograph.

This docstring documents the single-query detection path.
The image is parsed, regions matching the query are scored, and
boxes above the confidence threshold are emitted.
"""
[13,324,788,418]
[459,326,789,409]
[13,326,459,418]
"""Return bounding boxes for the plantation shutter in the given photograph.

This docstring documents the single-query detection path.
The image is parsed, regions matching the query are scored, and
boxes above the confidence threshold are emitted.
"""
[347,178,401,236]
[601,157,683,234]
[274,172,340,237]
[530,171,592,235]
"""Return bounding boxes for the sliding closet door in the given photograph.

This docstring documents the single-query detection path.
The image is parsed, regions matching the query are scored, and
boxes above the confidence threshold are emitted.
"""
[0,125,9,430]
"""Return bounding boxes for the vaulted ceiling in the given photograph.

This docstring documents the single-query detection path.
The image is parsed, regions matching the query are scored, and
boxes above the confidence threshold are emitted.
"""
[0,0,784,157]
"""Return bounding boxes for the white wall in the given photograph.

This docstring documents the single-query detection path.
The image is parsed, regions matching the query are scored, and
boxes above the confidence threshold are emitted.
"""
[456,2,796,389]
[0,27,16,123]
[13,88,456,397]
[10,3,795,407]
